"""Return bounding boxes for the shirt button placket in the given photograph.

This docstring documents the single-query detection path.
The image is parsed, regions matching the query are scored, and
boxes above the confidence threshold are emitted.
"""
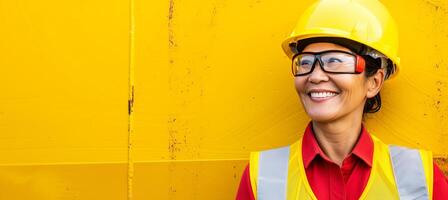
[329,162,346,200]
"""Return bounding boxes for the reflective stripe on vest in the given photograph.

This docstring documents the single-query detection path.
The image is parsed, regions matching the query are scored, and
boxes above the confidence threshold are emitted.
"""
[389,145,429,200]
[256,145,429,200]
[257,146,290,200]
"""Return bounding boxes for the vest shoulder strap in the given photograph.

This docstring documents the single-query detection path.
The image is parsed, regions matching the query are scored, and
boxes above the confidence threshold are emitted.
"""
[388,145,432,200]
[257,146,290,200]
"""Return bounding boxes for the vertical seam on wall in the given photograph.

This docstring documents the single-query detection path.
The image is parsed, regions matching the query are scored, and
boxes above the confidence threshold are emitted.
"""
[128,0,136,198]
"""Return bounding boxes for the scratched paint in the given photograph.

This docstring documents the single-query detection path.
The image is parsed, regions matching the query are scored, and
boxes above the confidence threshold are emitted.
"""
[128,0,136,198]
[168,0,176,49]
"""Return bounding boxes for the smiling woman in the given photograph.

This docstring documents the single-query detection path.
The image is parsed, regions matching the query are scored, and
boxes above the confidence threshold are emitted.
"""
[236,0,448,200]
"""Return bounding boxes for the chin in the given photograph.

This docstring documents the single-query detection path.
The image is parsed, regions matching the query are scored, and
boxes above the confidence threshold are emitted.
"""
[305,109,339,123]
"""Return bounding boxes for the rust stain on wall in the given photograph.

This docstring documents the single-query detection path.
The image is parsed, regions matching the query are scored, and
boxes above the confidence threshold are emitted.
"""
[168,117,180,160]
[168,0,176,48]
[128,86,135,115]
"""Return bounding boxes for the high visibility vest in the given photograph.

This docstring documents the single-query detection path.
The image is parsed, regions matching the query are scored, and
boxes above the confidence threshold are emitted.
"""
[249,135,433,200]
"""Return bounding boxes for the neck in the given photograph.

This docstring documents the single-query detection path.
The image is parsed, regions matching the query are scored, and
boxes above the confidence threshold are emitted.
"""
[312,110,363,166]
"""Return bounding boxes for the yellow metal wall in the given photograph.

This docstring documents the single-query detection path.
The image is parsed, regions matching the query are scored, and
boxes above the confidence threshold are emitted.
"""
[0,0,447,199]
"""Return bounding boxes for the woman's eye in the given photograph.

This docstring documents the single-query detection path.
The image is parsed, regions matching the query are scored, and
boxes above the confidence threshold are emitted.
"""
[328,57,342,63]
[300,60,312,66]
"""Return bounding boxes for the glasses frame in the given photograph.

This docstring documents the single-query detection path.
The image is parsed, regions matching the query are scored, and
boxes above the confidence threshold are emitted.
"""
[291,50,365,76]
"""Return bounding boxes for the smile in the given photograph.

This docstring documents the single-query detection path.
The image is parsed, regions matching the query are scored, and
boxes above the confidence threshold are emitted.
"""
[306,89,340,102]
[309,92,338,98]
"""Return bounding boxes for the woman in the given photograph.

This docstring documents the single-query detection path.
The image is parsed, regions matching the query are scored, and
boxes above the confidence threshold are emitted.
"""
[236,0,448,199]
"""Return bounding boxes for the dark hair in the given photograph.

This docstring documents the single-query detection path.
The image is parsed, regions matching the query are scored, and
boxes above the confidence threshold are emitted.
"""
[292,37,393,114]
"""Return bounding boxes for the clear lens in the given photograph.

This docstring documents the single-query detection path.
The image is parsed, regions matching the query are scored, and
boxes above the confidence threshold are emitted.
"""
[293,54,315,75]
[320,52,356,73]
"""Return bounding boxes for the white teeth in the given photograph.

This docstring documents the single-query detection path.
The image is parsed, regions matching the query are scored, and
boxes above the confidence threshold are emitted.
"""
[310,92,337,98]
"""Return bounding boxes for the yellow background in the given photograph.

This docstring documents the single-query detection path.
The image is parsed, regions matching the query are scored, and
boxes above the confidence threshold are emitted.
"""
[0,0,447,199]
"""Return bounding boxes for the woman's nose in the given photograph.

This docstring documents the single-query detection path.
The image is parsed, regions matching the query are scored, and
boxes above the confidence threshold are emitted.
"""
[308,62,329,83]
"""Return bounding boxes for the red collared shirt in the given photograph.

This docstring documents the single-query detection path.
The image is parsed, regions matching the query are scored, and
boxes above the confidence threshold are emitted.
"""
[236,123,448,200]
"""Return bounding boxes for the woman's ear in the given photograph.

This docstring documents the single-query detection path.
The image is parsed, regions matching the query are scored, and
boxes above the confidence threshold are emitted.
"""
[366,68,385,98]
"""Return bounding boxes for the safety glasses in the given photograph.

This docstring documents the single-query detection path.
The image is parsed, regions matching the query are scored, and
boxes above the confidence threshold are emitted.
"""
[291,50,365,76]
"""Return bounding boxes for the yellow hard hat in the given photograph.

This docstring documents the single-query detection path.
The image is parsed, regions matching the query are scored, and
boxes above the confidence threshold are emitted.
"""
[282,0,400,78]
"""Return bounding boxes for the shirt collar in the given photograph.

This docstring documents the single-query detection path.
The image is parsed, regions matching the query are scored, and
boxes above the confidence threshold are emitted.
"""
[301,122,373,168]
